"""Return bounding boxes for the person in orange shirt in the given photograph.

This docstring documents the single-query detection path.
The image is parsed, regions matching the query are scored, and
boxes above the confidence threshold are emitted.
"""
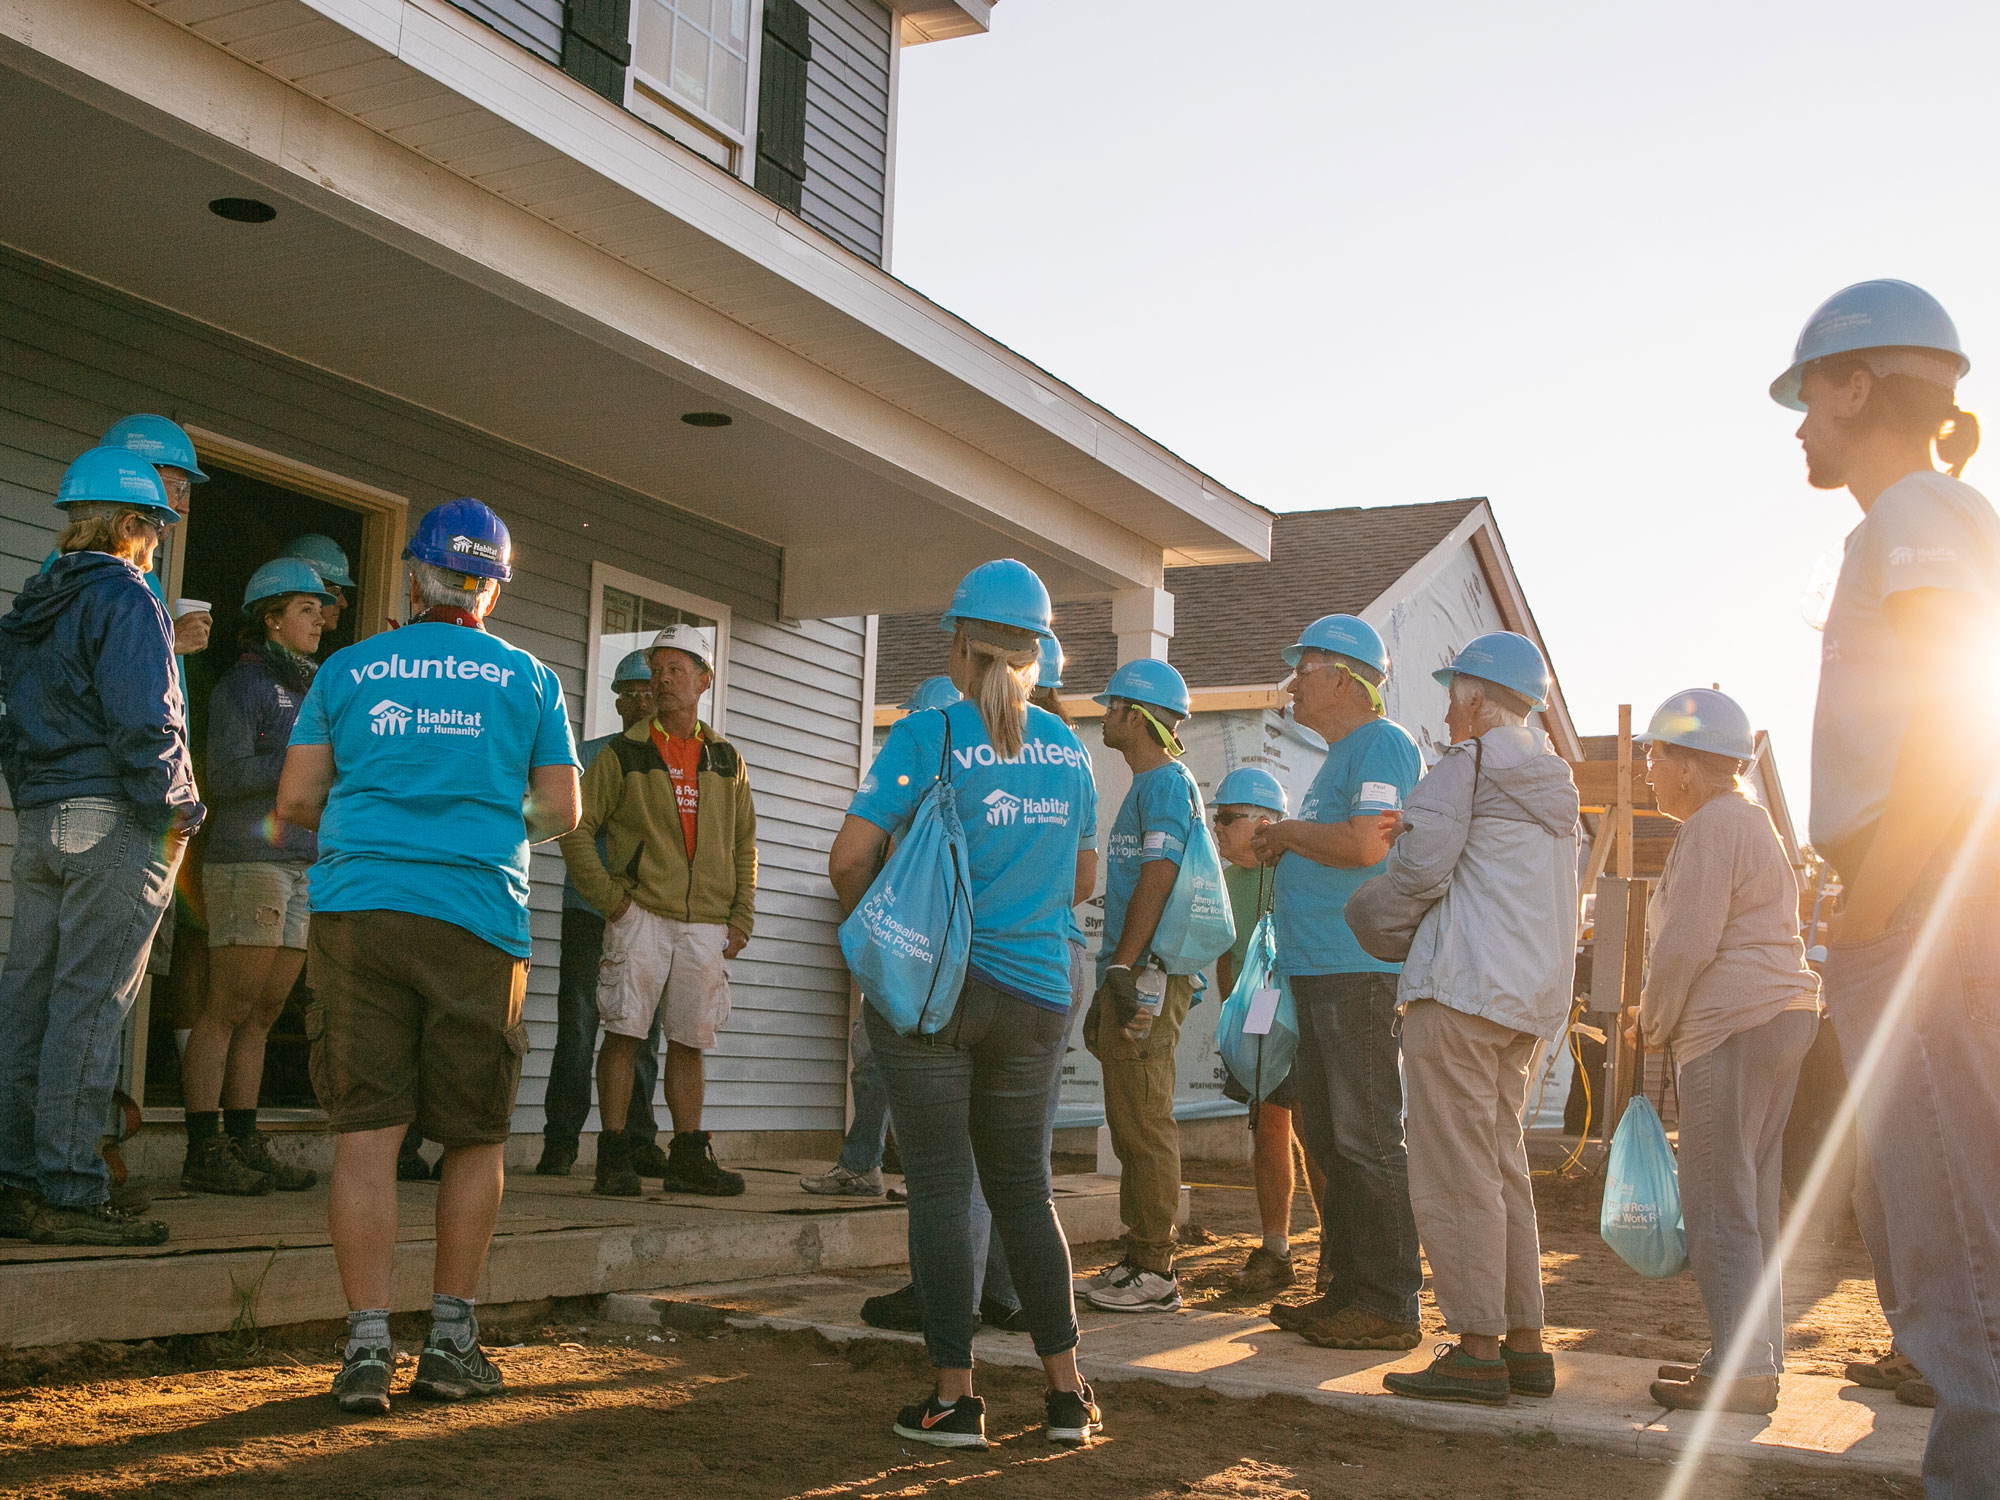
[558,624,757,1197]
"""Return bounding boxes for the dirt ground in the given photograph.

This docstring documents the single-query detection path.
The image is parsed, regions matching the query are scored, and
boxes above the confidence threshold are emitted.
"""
[0,1156,1897,1499]
[1133,1149,1891,1379]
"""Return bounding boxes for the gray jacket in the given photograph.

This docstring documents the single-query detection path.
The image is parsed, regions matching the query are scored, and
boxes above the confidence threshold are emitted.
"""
[1346,725,1580,1040]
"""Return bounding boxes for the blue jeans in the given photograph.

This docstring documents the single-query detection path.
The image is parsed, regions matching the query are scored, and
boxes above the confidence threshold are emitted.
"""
[1676,1009,1818,1377]
[835,1014,892,1173]
[1290,972,1423,1324]
[1826,879,2000,1499]
[866,974,1078,1370]
[543,906,660,1149]
[0,799,181,1207]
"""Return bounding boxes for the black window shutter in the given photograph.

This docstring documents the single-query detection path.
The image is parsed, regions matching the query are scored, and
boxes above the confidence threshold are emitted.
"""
[755,0,811,213]
[564,0,632,104]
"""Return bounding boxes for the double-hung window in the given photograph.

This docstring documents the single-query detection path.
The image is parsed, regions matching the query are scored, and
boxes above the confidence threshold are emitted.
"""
[627,0,763,178]
[586,563,731,741]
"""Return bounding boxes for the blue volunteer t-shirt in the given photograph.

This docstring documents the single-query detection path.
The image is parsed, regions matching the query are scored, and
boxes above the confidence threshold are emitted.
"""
[848,699,1096,1012]
[1099,761,1198,985]
[1274,716,1421,978]
[290,621,578,957]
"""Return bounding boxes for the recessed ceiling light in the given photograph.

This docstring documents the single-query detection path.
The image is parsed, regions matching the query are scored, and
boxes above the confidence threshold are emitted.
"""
[681,412,732,428]
[209,197,277,224]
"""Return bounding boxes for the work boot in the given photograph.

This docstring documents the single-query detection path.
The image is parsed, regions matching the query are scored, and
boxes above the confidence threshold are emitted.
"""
[1657,1360,1703,1382]
[29,1200,169,1247]
[1299,1305,1423,1350]
[1384,1343,1511,1406]
[397,1148,434,1182]
[182,1136,275,1197]
[593,1133,643,1197]
[0,1183,39,1238]
[1845,1345,1920,1389]
[1895,1377,1938,1409]
[233,1129,319,1191]
[1232,1245,1296,1295]
[534,1141,577,1177]
[1268,1291,1340,1332]
[626,1138,671,1178]
[108,1178,152,1214]
[1649,1371,1780,1414]
[659,1131,744,1196]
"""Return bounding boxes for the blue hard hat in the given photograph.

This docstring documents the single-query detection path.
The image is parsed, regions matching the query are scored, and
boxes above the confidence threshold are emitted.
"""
[1433,631,1552,711]
[1770,280,1970,411]
[1281,614,1389,678]
[937,559,1055,639]
[282,533,354,588]
[54,446,179,525]
[1036,634,1065,690]
[1093,657,1191,717]
[1214,766,1288,817]
[100,414,208,483]
[900,675,964,713]
[612,649,653,685]
[1636,688,1755,762]
[242,557,336,612]
[404,497,512,582]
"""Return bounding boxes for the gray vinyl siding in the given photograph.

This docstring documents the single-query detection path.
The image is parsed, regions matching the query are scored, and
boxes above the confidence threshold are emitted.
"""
[0,246,858,1136]
[446,0,566,67]
[799,0,892,265]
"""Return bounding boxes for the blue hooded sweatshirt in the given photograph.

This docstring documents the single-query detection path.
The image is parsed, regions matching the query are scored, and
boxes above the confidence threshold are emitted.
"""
[0,551,202,831]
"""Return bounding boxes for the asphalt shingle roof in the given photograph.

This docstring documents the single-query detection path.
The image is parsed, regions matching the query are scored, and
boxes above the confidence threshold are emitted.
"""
[875,498,1485,705]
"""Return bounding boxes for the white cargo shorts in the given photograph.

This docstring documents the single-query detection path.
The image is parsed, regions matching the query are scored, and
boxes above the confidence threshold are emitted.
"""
[596,904,732,1050]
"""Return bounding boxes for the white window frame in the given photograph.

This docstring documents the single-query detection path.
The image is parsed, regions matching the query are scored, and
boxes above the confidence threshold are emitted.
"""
[585,561,733,739]
[624,0,766,183]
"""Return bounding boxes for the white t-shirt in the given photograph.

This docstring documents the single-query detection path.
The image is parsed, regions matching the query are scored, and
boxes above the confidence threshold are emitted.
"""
[1811,469,2000,853]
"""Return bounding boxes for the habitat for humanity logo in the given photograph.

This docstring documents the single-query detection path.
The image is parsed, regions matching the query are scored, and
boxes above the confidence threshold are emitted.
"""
[984,790,1022,826]
[370,699,412,735]
[981,787,1070,827]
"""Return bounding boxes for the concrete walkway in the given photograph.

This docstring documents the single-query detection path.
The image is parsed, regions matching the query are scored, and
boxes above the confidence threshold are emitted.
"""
[604,1271,1929,1481]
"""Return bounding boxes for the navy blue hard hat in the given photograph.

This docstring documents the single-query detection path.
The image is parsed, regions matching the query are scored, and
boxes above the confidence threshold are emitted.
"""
[404,497,511,582]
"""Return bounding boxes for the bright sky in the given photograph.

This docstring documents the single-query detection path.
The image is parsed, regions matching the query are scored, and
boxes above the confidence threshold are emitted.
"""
[890,0,2000,821]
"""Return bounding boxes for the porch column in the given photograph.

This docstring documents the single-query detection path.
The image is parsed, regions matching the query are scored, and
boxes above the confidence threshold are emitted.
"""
[1111,586,1174,664]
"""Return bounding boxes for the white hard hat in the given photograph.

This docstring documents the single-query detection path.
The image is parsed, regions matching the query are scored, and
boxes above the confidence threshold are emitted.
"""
[647,623,714,673]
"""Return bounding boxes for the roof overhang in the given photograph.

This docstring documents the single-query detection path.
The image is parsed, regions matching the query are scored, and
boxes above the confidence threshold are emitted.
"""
[0,0,1266,618]
[897,1,993,44]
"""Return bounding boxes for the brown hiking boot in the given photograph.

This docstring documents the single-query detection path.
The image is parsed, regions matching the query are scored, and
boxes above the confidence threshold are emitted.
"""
[1233,1246,1296,1295]
[233,1130,319,1191]
[182,1136,274,1197]
[1649,1372,1779,1414]
[1895,1377,1937,1408]
[1845,1346,1920,1390]
[1269,1292,1340,1332]
[1299,1305,1422,1351]
[1657,1361,1703,1382]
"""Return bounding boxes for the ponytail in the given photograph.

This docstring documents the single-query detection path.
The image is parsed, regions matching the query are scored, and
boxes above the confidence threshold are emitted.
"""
[1029,684,1073,726]
[957,622,1039,758]
[1940,405,1981,478]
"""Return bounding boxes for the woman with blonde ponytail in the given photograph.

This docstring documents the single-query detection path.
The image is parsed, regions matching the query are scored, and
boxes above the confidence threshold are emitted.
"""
[830,561,1105,1451]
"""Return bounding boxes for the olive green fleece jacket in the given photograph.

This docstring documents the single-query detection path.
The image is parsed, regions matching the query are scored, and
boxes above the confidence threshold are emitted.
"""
[558,721,757,937]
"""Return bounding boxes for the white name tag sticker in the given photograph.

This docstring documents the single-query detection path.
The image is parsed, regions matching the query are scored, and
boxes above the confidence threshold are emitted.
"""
[1142,831,1167,852]
[1244,987,1282,1036]
[1359,781,1402,808]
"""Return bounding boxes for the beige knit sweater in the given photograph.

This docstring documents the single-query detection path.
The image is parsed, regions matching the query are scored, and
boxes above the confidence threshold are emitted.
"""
[1641,791,1820,1065]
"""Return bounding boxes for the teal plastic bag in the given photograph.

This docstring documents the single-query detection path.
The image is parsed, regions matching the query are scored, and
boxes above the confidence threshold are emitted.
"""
[839,713,973,1037]
[1599,1096,1688,1278]
[1213,913,1298,1101]
[1149,764,1237,976]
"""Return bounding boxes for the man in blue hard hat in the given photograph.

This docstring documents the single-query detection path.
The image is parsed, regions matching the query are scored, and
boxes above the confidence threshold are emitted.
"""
[1079,656,1200,1314]
[534,650,667,1181]
[1778,279,2000,1492]
[276,497,579,1415]
[0,448,200,1248]
[1252,615,1424,1350]
[1348,633,1578,1406]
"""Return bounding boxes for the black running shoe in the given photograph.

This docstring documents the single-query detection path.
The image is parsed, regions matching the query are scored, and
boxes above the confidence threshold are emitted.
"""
[332,1346,392,1414]
[409,1337,505,1401]
[892,1391,987,1449]
[659,1132,744,1196]
[863,1282,926,1332]
[1044,1383,1102,1446]
[979,1298,1033,1334]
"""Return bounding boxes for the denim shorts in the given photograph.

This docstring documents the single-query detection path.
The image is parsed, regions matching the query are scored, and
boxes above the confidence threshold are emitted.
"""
[204,862,310,950]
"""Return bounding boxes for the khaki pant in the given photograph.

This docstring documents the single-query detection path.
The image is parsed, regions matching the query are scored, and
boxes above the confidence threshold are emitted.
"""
[1402,998,1545,1335]
[1084,974,1193,1275]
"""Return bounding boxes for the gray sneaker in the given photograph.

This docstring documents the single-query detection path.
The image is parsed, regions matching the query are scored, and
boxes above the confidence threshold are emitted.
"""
[409,1337,505,1401]
[1081,1264,1180,1313]
[800,1164,884,1196]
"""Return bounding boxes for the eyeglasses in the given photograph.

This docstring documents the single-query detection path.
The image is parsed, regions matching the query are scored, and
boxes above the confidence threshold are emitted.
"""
[1214,811,1268,828]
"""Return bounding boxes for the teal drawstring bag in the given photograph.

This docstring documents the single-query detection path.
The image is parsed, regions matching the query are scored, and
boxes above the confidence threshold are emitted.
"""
[839,712,973,1037]
[1148,763,1237,976]
[1213,911,1298,1102]
[1600,1095,1688,1278]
